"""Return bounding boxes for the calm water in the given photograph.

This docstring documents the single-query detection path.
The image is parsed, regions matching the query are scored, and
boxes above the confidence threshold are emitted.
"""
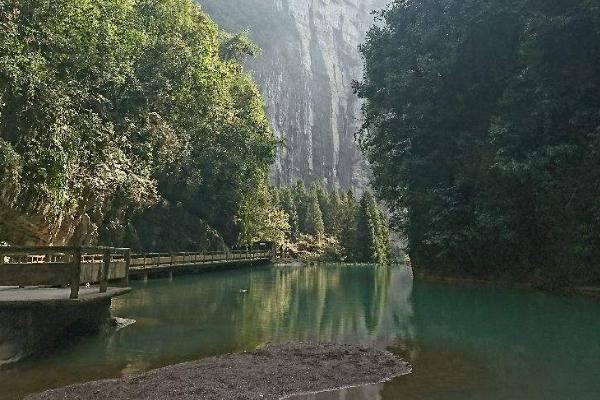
[1,264,599,400]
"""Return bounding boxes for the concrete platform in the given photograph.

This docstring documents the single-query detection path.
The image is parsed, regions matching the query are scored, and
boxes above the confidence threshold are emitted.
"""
[0,286,131,307]
[0,286,131,365]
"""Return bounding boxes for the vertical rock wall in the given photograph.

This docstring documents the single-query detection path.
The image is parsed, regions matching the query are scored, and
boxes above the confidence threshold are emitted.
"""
[198,0,388,190]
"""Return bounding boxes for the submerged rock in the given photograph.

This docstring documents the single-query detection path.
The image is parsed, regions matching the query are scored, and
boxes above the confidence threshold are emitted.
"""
[26,342,410,400]
[110,317,136,331]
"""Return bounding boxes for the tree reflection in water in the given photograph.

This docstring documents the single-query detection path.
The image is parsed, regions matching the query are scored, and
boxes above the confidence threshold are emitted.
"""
[1,265,416,400]
[233,265,416,348]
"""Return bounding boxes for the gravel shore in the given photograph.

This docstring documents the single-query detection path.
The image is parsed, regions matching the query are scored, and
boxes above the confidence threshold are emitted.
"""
[26,343,410,400]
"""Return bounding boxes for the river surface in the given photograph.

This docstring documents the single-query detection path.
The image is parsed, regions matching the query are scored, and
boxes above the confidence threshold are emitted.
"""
[1,264,599,400]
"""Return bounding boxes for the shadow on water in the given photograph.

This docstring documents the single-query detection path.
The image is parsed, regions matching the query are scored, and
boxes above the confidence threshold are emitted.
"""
[1,264,600,400]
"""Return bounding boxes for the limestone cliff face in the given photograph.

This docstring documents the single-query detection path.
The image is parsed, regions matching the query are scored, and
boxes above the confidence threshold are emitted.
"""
[198,0,387,189]
[0,189,104,246]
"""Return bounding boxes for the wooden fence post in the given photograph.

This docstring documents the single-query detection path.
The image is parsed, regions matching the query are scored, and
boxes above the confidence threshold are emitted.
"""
[70,247,82,300]
[123,249,131,287]
[100,248,110,293]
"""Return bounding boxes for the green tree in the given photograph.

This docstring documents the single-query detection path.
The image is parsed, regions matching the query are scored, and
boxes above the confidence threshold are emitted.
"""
[0,0,276,250]
[305,186,325,240]
[219,31,260,62]
[271,184,390,263]
[314,183,337,235]
[338,190,357,260]
[327,190,343,236]
[278,187,299,240]
[353,191,390,264]
[292,180,308,234]
[356,0,600,284]
[237,179,289,247]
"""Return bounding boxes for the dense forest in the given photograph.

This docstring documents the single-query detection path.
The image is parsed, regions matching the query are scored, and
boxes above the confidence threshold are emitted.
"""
[274,183,391,264]
[0,0,277,251]
[0,0,391,262]
[356,0,600,286]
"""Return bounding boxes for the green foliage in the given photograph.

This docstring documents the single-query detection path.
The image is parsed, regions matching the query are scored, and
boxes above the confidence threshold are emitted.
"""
[219,31,260,62]
[314,184,335,235]
[236,177,289,246]
[338,190,358,260]
[354,191,391,265]
[327,190,342,234]
[278,187,299,240]
[118,200,226,252]
[356,0,600,285]
[0,138,20,188]
[292,180,308,233]
[276,182,390,264]
[294,234,342,263]
[305,185,325,239]
[0,0,276,249]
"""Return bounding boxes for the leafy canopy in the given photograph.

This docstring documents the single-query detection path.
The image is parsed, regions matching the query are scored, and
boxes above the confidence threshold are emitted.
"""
[356,0,600,285]
[0,0,277,248]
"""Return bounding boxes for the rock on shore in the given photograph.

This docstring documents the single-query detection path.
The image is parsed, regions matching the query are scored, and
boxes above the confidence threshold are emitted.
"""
[26,343,410,400]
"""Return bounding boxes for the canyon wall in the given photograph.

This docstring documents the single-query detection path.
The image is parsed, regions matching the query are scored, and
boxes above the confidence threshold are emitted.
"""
[198,0,388,189]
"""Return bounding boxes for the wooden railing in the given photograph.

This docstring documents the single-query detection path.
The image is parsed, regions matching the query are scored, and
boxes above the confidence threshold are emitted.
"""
[129,249,272,270]
[0,246,273,299]
[0,246,130,299]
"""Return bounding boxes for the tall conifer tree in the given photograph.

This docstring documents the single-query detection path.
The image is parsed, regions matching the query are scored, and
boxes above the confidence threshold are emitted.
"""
[328,190,342,235]
[338,190,357,260]
[354,191,390,264]
[292,181,308,234]
[305,186,325,240]
[279,187,299,240]
[315,184,332,234]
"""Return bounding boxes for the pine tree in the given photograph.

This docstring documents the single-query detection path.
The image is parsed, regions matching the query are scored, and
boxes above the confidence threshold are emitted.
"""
[305,186,325,240]
[271,187,281,209]
[353,194,372,263]
[377,209,391,263]
[272,184,390,263]
[314,184,333,234]
[328,190,342,235]
[279,187,299,240]
[354,191,390,264]
[338,190,357,260]
[292,180,308,234]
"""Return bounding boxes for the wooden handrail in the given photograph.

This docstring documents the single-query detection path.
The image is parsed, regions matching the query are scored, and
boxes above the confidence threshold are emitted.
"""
[0,246,131,299]
[0,246,272,299]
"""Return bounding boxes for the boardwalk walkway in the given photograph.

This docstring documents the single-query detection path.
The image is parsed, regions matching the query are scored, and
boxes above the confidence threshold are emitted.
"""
[0,245,272,364]
[0,246,274,300]
[128,250,272,278]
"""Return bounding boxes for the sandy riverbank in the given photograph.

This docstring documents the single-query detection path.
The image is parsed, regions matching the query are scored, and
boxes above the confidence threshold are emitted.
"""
[26,343,410,400]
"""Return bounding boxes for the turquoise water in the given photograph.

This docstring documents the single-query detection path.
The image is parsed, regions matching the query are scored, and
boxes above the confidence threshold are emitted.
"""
[1,264,599,399]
